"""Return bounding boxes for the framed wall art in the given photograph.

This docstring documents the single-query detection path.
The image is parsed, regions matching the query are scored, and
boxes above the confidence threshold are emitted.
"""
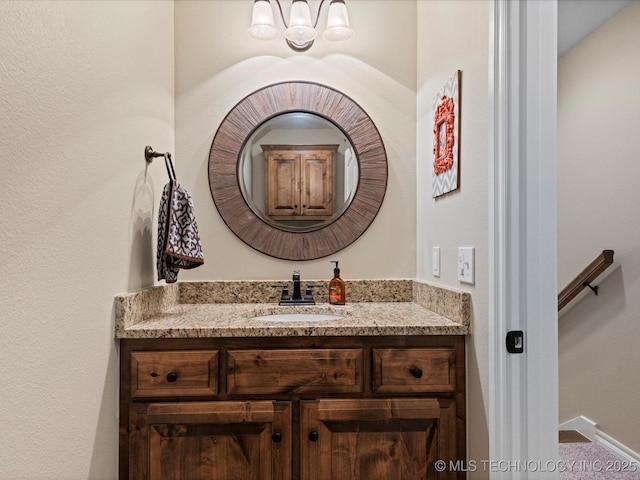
[432,70,461,198]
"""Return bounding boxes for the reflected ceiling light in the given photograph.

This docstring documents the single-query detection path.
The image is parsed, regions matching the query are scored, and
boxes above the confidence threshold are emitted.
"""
[248,0,354,52]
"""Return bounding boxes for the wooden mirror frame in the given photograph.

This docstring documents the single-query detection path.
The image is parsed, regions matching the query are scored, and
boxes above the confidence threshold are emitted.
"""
[208,81,387,261]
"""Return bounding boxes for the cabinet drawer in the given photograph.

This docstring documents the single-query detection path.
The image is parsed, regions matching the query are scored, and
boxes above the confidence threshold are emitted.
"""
[130,350,218,398]
[227,349,363,395]
[372,348,455,393]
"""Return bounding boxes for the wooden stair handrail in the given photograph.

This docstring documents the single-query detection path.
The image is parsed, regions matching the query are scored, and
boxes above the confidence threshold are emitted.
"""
[558,250,614,311]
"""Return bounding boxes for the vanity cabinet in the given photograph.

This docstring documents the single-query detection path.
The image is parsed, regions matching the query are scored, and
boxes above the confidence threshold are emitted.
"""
[120,336,465,479]
[262,144,337,220]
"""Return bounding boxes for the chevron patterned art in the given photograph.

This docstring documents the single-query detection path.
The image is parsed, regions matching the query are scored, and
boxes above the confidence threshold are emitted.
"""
[432,70,461,198]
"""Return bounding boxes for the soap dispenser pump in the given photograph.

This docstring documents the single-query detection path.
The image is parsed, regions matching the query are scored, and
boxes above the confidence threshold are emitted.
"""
[329,260,346,305]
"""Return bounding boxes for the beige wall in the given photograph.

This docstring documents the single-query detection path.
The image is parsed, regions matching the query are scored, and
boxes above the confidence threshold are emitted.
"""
[416,2,490,476]
[0,1,174,478]
[174,0,417,281]
[558,1,640,453]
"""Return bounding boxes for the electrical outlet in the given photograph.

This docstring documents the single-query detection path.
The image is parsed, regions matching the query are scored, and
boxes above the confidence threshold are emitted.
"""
[432,247,440,277]
[457,247,475,284]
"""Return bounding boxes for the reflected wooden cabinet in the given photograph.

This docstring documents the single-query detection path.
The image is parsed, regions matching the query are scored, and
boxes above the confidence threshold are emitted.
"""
[262,145,337,220]
[120,336,466,479]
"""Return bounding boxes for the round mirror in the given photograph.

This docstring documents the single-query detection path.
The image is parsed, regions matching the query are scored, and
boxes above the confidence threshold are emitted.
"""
[239,112,359,233]
[209,81,387,261]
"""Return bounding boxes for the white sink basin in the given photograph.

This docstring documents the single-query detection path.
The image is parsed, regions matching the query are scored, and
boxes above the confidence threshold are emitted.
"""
[252,313,342,322]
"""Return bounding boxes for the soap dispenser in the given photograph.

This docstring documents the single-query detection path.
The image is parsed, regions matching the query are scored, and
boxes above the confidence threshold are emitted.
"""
[329,261,346,305]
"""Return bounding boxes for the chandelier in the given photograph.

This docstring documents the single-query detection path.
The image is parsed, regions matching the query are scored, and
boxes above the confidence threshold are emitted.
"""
[248,0,354,52]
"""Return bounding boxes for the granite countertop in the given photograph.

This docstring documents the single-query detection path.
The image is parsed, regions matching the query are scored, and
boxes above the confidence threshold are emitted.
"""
[115,280,471,339]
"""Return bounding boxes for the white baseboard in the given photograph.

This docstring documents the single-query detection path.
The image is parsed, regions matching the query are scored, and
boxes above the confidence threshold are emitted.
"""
[596,430,640,465]
[560,416,640,464]
[559,416,597,441]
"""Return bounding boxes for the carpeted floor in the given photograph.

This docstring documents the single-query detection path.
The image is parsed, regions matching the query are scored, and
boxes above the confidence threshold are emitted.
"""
[559,434,640,479]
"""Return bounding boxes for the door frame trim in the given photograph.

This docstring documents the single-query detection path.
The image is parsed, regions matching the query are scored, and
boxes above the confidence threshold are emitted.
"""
[488,0,559,475]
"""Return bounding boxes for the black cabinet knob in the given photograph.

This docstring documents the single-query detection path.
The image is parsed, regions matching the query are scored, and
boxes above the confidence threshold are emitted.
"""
[409,367,423,379]
[166,372,178,383]
[308,431,319,442]
[272,432,282,443]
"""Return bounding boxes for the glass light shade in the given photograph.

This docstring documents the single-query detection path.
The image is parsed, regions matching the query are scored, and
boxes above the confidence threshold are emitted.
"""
[284,0,317,44]
[248,0,279,40]
[322,0,353,42]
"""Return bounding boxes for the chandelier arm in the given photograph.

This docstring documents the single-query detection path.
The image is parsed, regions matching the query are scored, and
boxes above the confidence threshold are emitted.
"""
[272,0,289,28]
[312,0,328,29]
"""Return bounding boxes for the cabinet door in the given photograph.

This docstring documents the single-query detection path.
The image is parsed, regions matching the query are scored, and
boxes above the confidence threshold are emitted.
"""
[266,152,300,217]
[301,151,334,217]
[300,398,456,480]
[130,401,291,480]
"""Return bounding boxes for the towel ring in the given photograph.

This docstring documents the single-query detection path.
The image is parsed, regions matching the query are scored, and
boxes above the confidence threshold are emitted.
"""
[164,153,176,182]
[145,145,176,181]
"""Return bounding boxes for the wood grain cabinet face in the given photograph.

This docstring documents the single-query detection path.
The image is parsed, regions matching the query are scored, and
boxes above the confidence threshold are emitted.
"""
[300,398,457,480]
[372,348,456,393]
[130,401,291,480]
[263,145,336,220]
[227,349,363,395]
[130,350,218,398]
[120,337,465,480]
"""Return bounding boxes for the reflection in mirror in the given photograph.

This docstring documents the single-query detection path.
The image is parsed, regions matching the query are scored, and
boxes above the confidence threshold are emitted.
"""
[239,112,359,232]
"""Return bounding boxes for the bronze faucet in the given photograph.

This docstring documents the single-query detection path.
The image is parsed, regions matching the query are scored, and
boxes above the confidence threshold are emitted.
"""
[273,270,316,305]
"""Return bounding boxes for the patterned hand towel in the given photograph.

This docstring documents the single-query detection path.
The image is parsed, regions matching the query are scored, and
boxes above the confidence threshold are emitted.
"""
[157,180,204,283]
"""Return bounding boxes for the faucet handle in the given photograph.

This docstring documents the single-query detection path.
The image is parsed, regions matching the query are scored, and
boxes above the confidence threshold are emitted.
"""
[303,284,320,301]
[270,284,290,302]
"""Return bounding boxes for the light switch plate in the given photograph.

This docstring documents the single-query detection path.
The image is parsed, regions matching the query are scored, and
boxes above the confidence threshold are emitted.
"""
[432,247,440,277]
[458,247,475,284]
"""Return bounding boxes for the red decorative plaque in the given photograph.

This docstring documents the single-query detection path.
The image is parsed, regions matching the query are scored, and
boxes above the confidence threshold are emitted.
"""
[433,95,455,176]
